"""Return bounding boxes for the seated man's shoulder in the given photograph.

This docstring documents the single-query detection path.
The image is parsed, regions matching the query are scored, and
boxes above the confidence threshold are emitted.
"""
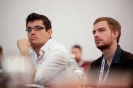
[91,57,101,65]
[120,50,133,69]
[46,40,69,60]
[89,57,101,70]
[49,40,68,53]
[121,49,133,59]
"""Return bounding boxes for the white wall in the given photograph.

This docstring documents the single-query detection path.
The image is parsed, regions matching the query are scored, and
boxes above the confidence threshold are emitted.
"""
[0,0,133,61]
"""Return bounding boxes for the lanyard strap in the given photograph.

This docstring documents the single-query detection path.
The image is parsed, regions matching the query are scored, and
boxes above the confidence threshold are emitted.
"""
[98,57,110,84]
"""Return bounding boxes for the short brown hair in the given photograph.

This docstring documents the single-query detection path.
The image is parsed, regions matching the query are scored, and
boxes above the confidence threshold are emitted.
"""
[26,13,52,32]
[72,45,82,51]
[93,17,121,43]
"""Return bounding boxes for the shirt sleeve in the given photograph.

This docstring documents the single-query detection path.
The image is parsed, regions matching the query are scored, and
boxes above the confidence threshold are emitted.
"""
[34,50,69,84]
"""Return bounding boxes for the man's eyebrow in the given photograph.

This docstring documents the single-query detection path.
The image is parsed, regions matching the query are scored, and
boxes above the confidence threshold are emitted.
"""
[92,30,95,32]
[92,30,96,34]
[98,27,105,30]
[34,25,42,27]
[27,25,42,28]
[27,27,32,28]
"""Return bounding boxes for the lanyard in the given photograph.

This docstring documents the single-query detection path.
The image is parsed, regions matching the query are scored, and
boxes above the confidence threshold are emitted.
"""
[98,57,110,84]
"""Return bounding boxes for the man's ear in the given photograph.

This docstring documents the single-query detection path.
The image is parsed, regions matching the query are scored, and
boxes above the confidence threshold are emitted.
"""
[113,30,119,39]
[47,29,52,38]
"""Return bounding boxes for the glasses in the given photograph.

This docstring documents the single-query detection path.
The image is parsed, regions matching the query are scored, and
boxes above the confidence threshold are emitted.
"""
[25,26,45,32]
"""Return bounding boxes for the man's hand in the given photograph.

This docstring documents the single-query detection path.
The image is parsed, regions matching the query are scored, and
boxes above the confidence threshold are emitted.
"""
[17,38,31,56]
[17,38,30,51]
[17,38,35,84]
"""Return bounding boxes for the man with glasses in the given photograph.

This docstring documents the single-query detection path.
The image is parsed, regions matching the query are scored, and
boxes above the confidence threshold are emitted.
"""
[17,13,69,87]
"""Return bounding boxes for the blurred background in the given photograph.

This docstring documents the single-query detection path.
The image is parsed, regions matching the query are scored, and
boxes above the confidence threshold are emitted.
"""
[0,0,133,62]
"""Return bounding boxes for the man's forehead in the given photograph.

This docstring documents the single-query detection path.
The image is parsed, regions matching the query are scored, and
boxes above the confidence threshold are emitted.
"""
[27,20,44,27]
[72,48,81,52]
[93,21,108,30]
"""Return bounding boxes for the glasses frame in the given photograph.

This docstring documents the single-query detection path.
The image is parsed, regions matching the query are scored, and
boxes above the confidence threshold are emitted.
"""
[25,26,45,32]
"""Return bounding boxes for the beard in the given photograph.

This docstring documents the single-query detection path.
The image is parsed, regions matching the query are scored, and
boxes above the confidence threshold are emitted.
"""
[96,39,113,51]
[97,43,111,51]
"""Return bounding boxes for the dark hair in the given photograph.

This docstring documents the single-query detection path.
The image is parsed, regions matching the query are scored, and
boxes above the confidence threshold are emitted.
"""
[26,13,52,31]
[72,45,82,51]
[0,46,3,53]
[93,17,121,43]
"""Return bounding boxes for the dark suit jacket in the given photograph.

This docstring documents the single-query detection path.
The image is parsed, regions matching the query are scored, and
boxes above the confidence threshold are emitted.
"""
[88,50,133,88]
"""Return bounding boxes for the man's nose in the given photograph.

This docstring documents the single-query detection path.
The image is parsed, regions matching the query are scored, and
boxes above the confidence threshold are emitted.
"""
[94,31,99,38]
[30,29,36,34]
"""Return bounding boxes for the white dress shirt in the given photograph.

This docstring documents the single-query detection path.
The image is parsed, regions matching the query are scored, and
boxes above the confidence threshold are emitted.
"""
[29,39,70,85]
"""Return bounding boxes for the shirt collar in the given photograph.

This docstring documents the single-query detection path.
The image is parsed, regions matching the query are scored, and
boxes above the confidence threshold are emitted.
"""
[100,44,121,68]
[40,39,53,52]
[111,44,121,64]
[29,39,53,53]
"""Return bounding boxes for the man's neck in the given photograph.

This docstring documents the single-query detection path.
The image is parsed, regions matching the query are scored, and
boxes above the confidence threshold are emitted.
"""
[34,39,50,57]
[76,59,80,63]
[34,44,44,57]
[34,47,41,57]
[102,43,117,67]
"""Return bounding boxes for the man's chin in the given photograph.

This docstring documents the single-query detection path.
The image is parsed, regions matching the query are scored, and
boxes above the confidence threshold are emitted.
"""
[97,45,105,50]
[30,43,38,47]
[96,45,110,51]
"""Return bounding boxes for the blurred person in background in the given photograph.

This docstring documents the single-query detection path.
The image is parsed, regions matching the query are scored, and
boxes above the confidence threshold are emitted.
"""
[0,45,3,66]
[0,45,7,88]
[71,45,90,75]
[17,13,69,87]
[87,17,133,88]
[0,45,3,76]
